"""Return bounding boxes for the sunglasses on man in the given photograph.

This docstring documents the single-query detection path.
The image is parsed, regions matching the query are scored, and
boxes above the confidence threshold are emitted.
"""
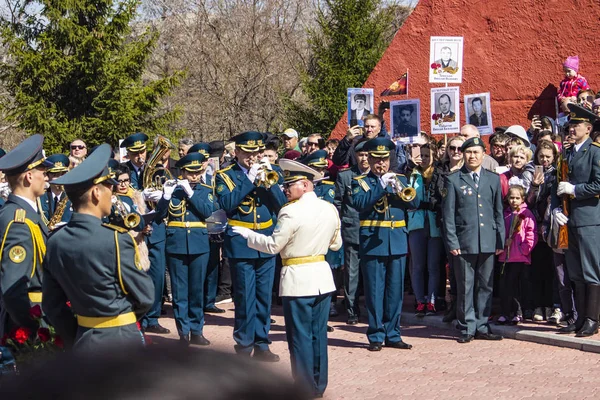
[71,145,86,150]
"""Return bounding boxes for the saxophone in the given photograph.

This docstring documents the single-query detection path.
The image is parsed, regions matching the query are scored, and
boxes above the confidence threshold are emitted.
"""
[48,196,69,230]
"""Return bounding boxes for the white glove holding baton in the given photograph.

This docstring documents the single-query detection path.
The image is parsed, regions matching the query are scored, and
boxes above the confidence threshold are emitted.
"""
[553,208,569,226]
[178,179,194,198]
[557,182,575,197]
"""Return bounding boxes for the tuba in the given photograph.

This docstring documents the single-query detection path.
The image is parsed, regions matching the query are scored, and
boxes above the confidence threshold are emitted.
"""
[142,135,176,191]
[111,196,141,230]
[390,176,416,202]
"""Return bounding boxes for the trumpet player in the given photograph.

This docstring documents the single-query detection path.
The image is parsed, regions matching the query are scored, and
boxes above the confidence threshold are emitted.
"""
[351,138,418,352]
[155,152,216,346]
[38,154,72,227]
[215,131,287,360]
[106,162,145,232]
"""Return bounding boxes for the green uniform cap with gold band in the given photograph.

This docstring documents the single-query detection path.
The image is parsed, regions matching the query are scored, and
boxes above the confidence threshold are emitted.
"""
[51,144,119,190]
[0,134,53,175]
[363,137,396,158]
[119,132,149,152]
[231,131,264,153]
[176,151,206,172]
[279,159,323,184]
[188,143,212,158]
[46,154,70,173]
[301,149,328,168]
[568,103,598,124]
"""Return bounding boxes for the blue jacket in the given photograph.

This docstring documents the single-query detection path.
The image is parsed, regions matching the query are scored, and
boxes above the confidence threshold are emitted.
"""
[216,163,287,259]
[352,172,418,256]
[156,183,215,255]
[124,161,144,190]
[407,171,441,237]
[315,180,335,204]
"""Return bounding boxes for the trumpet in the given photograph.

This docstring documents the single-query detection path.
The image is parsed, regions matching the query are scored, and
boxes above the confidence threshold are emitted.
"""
[112,195,141,229]
[255,157,279,189]
[389,176,416,202]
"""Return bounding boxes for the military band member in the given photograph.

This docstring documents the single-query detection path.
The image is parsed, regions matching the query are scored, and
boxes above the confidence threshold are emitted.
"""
[120,132,148,190]
[155,152,215,345]
[554,104,600,337]
[38,154,72,228]
[0,135,52,337]
[187,142,225,314]
[106,162,146,232]
[351,138,417,351]
[232,159,342,398]
[42,144,154,350]
[334,140,369,325]
[442,137,505,343]
[216,131,287,361]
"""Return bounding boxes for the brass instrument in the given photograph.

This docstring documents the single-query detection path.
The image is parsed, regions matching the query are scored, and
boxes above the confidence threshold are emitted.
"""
[142,135,176,191]
[48,195,69,230]
[111,195,142,229]
[390,176,416,202]
[255,157,279,189]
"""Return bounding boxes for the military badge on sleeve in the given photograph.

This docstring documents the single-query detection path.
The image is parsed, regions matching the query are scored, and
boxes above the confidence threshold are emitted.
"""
[328,188,335,198]
[208,193,214,202]
[9,246,26,263]
[353,186,360,194]
[217,184,225,194]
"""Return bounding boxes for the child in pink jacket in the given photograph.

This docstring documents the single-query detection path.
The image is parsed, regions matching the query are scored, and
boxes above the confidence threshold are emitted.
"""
[557,55,590,113]
[497,185,538,325]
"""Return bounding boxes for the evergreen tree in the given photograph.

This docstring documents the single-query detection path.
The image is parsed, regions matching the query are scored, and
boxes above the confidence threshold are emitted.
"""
[284,0,395,137]
[0,0,184,154]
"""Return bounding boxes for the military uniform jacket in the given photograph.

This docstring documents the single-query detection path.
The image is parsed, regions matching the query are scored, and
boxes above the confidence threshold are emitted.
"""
[38,189,72,226]
[156,184,215,255]
[216,163,287,259]
[552,139,600,228]
[334,166,362,245]
[246,192,342,297]
[42,213,154,345]
[0,195,49,334]
[442,166,505,254]
[314,180,335,204]
[124,161,144,190]
[352,172,418,257]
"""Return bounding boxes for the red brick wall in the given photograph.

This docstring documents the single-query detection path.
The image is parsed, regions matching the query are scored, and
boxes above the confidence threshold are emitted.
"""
[330,0,600,140]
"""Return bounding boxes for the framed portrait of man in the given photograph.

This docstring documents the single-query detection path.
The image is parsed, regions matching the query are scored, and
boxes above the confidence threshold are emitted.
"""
[347,88,374,127]
[431,87,460,135]
[390,99,421,145]
[464,92,493,134]
[429,36,464,84]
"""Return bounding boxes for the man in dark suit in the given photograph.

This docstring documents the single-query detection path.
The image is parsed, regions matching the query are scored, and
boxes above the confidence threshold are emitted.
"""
[349,94,371,126]
[554,104,600,337]
[392,104,418,139]
[442,137,505,343]
[0,135,52,337]
[437,94,455,122]
[468,97,488,127]
[334,140,369,324]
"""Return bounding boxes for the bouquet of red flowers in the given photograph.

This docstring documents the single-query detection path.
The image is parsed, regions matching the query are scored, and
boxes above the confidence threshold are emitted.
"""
[0,305,64,367]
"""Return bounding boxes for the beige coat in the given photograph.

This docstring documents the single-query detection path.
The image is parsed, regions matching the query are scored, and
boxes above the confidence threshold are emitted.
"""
[246,191,342,297]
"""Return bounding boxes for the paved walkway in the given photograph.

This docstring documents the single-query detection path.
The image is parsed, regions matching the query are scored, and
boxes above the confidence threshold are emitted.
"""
[148,300,600,400]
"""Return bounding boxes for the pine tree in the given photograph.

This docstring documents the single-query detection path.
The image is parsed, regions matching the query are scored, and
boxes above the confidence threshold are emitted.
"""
[0,0,184,154]
[284,0,395,137]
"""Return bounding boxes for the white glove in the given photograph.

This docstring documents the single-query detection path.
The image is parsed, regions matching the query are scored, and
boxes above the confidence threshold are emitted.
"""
[553,208,569,226]
[178,179,194,198]
[248,163,262,184]
[379,172,396,189]
[231,226,252,239]
[259,156,272,171]
[143,188,163,202]
[557,182,575,197]
[162,182,177,201]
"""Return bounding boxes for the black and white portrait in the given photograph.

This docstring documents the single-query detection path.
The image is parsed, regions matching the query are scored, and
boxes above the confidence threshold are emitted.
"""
[390,99,420,144]
[347,88,374,127]
[431,87,460,134]
[464,92,493,134]
[429,36,464,83]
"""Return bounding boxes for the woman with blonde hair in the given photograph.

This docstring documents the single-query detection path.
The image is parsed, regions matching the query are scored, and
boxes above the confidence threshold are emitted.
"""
[500,144,534,199]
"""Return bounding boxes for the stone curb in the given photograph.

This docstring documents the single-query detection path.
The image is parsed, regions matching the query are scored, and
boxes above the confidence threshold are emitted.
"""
[401,311,600,354]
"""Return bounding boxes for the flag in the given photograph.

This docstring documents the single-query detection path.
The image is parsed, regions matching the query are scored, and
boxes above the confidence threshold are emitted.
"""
[381,72,408,96]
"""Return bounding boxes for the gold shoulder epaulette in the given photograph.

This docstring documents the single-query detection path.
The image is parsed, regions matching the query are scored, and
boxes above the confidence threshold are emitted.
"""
[394,173,406,177]
[217,168,236,191]
[322,180,335,185]
[338,167,350,172]
[592,142,600,148]
[14,209,26,223]
[352,175,369,192]
[217,165,234,174]
[102,223,128,233]
[200,183,213,189]
[352,174,366,180]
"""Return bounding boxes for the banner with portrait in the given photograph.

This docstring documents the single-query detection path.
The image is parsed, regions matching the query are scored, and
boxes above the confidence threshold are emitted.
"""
[464,92,493,135]
[429,36,464,84]
[431,87,460,135]
[347,88,374,127]
[390,99,421,145]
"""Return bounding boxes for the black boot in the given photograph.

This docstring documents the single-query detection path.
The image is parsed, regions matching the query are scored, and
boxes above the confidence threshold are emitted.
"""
[442,296,456,323]
[576,284,600,337]
[558,282,586,334]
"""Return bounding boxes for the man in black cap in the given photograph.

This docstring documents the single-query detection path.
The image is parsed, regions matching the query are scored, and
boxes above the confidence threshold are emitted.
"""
[42,144,154,350]
[0,134,52,337]
[442,137,505,343]
[553,103,600,337]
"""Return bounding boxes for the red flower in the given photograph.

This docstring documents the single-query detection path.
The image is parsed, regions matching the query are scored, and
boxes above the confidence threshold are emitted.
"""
[54,335,64,349]
[66,301,71,308]
[436,63,442,69]
[37,327,51,343]
[430,63,437,69]
[29,305,42,319]
[431,113,438,120]
[12,327,31,344]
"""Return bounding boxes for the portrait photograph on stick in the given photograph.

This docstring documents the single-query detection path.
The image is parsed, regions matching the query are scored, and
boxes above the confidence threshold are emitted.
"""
[429,36,464,83]
[390,99,421,144]
[347,88,374,127]
[464,92,493,134]
[430,86,460,134]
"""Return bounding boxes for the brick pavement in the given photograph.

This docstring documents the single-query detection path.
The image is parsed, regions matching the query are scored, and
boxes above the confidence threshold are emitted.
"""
[147,301,600,400]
